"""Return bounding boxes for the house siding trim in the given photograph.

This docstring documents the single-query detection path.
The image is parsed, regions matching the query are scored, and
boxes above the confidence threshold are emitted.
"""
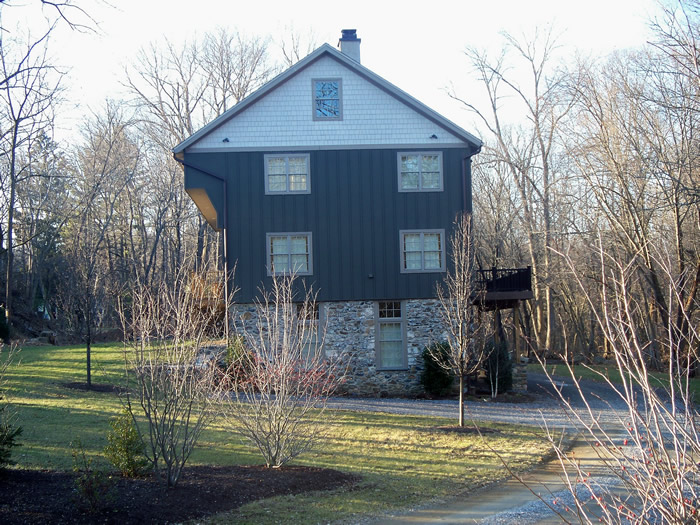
[188,143,469,154]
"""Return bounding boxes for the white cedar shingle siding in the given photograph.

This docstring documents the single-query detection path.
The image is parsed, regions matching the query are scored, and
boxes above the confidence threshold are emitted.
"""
[189,56,463,151]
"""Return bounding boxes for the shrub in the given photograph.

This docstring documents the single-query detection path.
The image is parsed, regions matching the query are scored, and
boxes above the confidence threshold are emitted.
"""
[122,268,221,487]
[104,408,149,477]
[420,342,454,396]
[485,340,512,397]
[0,344,21,467]
[224,273,346,468]
[71,439,114,512]
[0,404,22,467]
[222,335,254,383]
[0,307,9,344]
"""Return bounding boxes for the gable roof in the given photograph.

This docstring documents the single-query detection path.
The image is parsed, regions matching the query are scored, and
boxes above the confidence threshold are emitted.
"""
[173,43,482,155]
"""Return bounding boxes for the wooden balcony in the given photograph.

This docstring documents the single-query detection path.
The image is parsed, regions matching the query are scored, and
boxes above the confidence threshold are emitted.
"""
[474,266,534,310]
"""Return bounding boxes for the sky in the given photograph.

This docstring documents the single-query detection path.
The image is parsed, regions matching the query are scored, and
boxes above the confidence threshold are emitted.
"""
[2,0,660,144]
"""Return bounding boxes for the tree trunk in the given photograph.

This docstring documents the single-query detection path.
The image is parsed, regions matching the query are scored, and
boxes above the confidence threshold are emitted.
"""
[458,375,464,427]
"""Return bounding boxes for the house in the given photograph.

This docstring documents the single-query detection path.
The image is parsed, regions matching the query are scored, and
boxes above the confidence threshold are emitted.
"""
[173,30,483,396]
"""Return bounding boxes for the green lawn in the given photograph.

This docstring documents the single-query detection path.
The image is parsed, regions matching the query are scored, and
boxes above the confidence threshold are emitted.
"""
[527,361,700,399]
[2,343,553,523]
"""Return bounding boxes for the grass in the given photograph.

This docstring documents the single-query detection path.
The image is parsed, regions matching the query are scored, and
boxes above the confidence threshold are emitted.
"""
[2,343,553,523]
[527,361,700,399]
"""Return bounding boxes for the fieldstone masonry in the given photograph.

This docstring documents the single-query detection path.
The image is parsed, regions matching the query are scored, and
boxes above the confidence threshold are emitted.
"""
[231,299,447,397]
[230,300,529,397]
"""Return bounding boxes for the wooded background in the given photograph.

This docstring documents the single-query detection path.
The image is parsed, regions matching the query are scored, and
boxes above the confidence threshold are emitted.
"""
[0,1,697,367]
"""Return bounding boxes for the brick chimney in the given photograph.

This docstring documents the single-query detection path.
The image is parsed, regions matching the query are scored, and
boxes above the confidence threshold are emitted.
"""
[338,29,361,63]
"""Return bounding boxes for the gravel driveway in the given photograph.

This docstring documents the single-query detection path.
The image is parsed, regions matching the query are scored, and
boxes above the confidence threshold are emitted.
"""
[327,372,629,430]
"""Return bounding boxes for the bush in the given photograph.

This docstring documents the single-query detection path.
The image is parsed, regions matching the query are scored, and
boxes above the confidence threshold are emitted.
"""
[0,307,9,344]
[104,408,149,477]
[485,340,512,397]
[0,344,21,467]
[0,403,22,467]
[71,439,114,512]
[223,335,254,382]
[420,342,454,396]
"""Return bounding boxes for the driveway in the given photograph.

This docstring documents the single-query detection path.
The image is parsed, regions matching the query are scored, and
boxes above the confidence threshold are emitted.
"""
[328,372,628,524]
[328,372,628,430]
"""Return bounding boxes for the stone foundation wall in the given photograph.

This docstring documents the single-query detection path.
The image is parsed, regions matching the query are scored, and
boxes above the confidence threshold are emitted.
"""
[231,299,446,397]
[512,363,528,393]
[230,300,530,397]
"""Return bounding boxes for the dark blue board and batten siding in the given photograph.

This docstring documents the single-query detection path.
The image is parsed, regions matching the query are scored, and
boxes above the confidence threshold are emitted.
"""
[183,147,473,304]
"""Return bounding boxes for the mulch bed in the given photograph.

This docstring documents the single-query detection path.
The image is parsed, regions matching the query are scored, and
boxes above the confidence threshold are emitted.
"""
[0,464,358,524]
[62,382,121,393]
[435,425,499,434]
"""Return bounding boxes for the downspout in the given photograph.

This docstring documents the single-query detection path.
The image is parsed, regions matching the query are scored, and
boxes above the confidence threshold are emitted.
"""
[461,145,480,213]
[173,154,230,343]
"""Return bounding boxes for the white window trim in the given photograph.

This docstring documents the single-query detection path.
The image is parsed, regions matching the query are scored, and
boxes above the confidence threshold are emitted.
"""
[374,301,407,370]
[266,232,313,276]
[312,78,343,121]
[264,154,311,195]
[397,152,444,192]
[399,229,446,273]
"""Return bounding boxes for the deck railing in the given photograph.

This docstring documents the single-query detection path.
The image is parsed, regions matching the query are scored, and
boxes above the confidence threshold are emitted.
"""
[475,266,532,292]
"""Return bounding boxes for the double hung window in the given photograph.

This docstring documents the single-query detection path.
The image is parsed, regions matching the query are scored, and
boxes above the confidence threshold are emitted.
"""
[400,230,445,273]
[265,154,310,194]
[313,79,342,120]
[297,303,323,364]
[375,301,406,370]
[398,152,443,192]
[267,233,312,275]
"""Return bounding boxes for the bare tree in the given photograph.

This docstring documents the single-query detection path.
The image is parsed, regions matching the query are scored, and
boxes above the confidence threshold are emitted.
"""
[124,30,275,280]
[0,25,62,325]
[453,28,578,358]
[565,46,699,366]
[120,262,222,487]
[57,102,138,386]
[0,1,96,36]
[224,273,345,468]
[434,213,489,427]
[538,241,700,524]
[201,28,275,115]
[278,25,319,67]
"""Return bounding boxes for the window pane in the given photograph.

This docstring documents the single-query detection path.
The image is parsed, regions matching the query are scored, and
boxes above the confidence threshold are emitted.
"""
[288,157,307,174]
[423,234,441,251]
[301,332,319,364]
[424,251,441,269]
[271,254,289,272]
[270,236,288,254]
[315,80,338,98]
[379,301,401,318]
[291,254,308,272]
[380,322,402,341]
[401,172,419,190]
[267,157,286,175]
[289,174,307,191]
[316,99,339,117]
[268,174,287,192]
[404,234,421,252]
[290,236,308,254]
[404,252,422,270]
[401,155,419,172]
[379,341,403,368]
[422,171,440,189]
[422,155,439,172]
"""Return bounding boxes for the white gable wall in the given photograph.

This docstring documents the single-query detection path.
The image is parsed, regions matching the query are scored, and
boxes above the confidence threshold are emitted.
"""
[188,56,465,152]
